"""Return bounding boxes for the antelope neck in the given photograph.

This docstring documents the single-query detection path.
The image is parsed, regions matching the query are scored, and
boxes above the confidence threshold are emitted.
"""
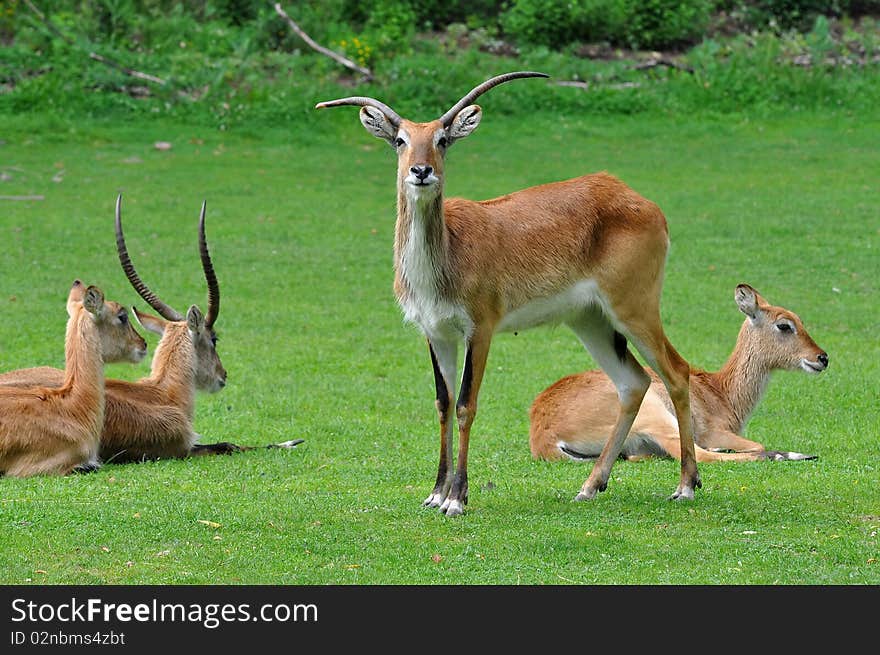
[60,308,104,400]
[145,323,197,395]
[710,322,773,432]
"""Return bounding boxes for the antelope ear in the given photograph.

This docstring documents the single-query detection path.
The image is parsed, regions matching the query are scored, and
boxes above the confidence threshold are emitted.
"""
[735,284,763,322]
[359,106,397,144]
[186,305,205,334]
[448,105,482,141]
[133,307,167,336]
[82,285,105,317]
[67,279,85,317]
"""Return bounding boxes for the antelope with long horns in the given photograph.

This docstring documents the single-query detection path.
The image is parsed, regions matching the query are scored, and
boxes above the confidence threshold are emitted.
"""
[100,194,231,462]
[0,281,109,477]
[530,284,829,463]
[316,72,701,515]
[106,196,301,461]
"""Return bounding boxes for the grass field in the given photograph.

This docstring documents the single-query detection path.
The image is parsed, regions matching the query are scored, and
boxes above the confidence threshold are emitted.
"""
[0,108,877,584]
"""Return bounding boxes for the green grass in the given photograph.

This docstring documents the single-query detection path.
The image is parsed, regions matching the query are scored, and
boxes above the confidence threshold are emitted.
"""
[0,108,877,584]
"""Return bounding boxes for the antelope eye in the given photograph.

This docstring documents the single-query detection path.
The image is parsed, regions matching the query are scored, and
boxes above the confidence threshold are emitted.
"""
[118,313,128,325]
[776,322,792,333]
[437,136,448,148]
[393,137,405,148]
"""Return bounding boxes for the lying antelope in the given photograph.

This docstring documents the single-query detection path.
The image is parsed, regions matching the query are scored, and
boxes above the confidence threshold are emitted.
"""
[2,197,300,464]
[0,285,147,387]
[0,281,109,477]
[317,72,701,515]
[106,196,301,461]
[530,284,829,463]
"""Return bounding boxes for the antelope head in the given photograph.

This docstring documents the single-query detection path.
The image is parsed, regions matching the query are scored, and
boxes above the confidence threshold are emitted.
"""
[67,279,147,364]
[316,72,549,202]
[114,195,227,392]
[735,284,829,374]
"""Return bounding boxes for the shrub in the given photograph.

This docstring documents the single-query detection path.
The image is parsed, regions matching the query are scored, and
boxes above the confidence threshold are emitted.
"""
[500,0,630,48]
[624,0,714,50]
[719,1,880,31]
[500,0,714,51]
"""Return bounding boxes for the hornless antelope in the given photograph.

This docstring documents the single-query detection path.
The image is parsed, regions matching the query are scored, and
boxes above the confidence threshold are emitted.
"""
[530,284,829,463]
[0,284,147,387]
[316,72,701,515]
[0,281,109,477]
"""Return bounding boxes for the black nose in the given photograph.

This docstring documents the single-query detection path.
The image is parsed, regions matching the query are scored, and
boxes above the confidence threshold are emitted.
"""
[818,353,828,367]
[410,165,432,180]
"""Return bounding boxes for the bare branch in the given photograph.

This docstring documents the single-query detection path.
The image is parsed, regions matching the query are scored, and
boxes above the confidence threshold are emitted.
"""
[555,80,590,89]
[633,57,695,74]
[87,52,167,86]
[22,0,168,87]
[273,3,373,82]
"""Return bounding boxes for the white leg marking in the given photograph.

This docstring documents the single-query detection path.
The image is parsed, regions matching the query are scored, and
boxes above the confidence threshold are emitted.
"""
[276,439,304,449]
[424,492,445,508]
[669,485,695,501]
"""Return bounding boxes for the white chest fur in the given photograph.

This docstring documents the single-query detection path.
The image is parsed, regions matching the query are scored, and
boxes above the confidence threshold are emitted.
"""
[397,202,473,341]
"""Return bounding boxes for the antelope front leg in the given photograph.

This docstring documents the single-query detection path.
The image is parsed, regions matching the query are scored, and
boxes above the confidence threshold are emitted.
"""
[700,429,816,461]
[189,442,247,455]
[699,428,765,453]
[441,329,492,517]
[424,339,457,508]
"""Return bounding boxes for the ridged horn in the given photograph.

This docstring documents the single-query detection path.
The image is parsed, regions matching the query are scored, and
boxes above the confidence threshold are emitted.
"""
[198,201,220,328]
[315,96,403,127]
[115,194,184,322]
[437,71,549,127]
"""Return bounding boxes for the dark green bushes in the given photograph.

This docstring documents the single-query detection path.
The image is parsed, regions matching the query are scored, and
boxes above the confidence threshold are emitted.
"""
[1,0,878,131]
[500,0,713,50]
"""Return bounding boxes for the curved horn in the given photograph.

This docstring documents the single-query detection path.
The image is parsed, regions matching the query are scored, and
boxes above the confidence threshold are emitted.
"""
[115,194,184,322]
[315,96,403,127]
[437,71,549,127]
[198,200,220,329]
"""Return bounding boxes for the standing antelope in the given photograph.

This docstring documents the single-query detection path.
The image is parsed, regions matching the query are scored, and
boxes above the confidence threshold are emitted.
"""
[530,284,829,463]
[316,72,701,515]
[0,284,147,387]
[0,281,109,477]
